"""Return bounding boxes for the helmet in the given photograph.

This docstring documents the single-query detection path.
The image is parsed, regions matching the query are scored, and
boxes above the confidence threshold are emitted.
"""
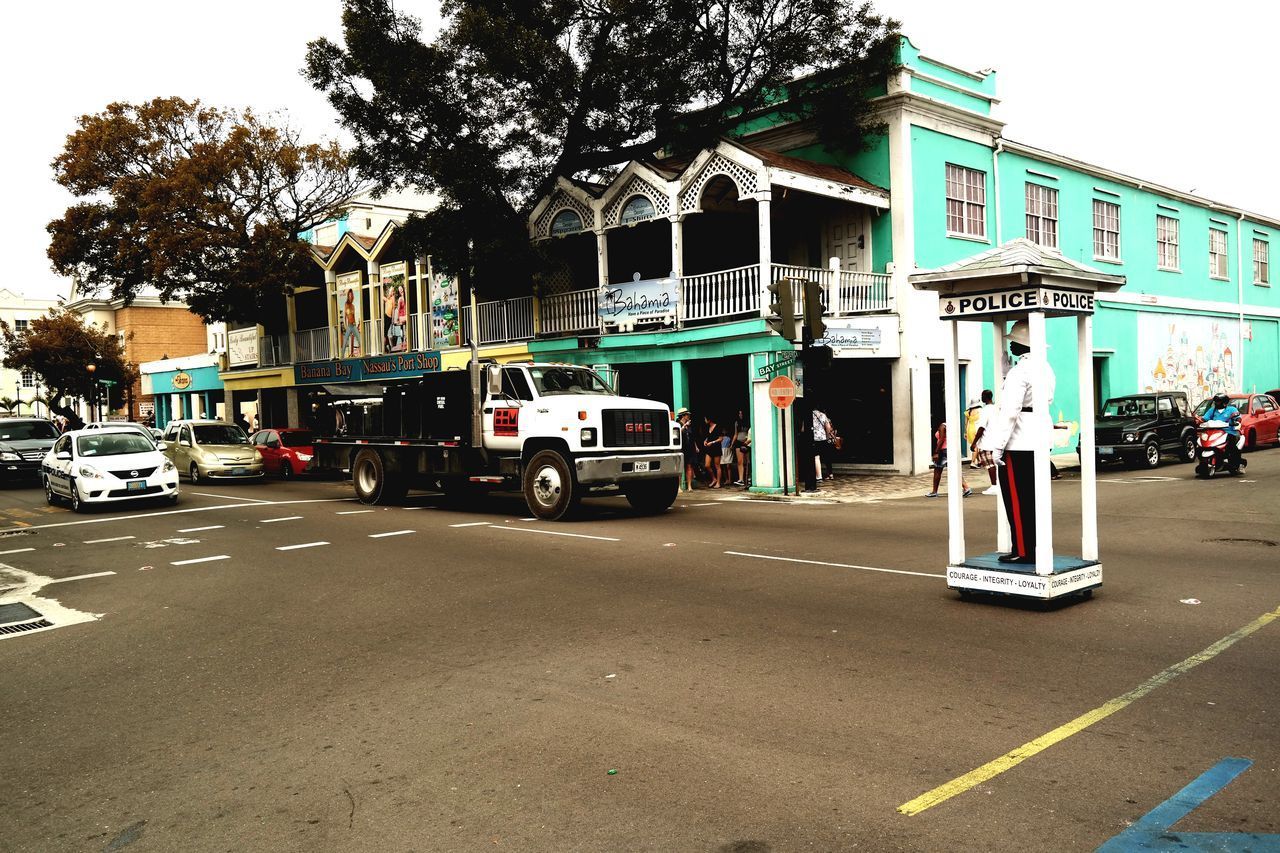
[1213,392,1229,408]
[1006,320,1031,347]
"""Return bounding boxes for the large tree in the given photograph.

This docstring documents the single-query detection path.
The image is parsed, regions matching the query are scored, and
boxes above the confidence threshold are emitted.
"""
[48,98,357,323]
[305,0,899,282]
[0,308,138,428]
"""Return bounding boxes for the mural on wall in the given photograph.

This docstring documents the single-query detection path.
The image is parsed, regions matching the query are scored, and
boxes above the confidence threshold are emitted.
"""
[1137,313,1239,404]
[336,271,363,358]
[430,273,460,349]
[380,261,410,354]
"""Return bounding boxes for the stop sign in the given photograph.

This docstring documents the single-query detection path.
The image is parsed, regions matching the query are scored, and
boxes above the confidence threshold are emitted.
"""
[768,375,797,409]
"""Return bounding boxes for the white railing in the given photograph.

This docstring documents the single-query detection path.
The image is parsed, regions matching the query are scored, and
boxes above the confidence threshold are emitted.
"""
[459,297,536,345]
[294,327,331,362]
[540,288,599,336]
[259,334,291,367]
[836,270,892,314]
[682,265,760,322]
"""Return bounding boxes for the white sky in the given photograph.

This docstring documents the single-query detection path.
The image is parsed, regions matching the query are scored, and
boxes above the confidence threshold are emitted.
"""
[3,1,1276,300]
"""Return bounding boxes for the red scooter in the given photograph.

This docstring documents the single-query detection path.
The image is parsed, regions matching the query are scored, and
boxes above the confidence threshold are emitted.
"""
[1194,420,1245,478]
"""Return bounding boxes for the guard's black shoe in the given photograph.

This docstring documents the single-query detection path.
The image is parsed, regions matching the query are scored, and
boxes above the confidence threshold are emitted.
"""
[998,553,1034,564]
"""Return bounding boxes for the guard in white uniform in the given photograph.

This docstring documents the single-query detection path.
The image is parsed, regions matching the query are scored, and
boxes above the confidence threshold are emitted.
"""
[977,320,1056,564]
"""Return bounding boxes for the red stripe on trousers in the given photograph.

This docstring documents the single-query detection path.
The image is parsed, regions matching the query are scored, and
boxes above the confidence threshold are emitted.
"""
[1007,457,1026,557]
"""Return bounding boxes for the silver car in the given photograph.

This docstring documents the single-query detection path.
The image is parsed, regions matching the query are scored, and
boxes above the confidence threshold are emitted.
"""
[162,420,264,483]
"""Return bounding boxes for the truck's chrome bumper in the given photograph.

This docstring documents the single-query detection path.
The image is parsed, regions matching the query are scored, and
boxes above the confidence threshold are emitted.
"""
[575,452,682,484]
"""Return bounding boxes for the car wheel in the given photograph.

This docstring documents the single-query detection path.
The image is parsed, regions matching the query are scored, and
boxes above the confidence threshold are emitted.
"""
[1245,430,1257,452]
[280,461,293,480]
[43,476,59,506]
[1141,440,1160,469]
[1180,433,1197,463]
[69,480,85,513]
[189,463,201,485]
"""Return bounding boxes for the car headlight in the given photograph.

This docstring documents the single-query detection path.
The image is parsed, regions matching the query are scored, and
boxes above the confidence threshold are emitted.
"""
[1124,432,1137,442]
[580,428,597,446]
[0,451,19,461]
[162,459,176,473]
[253,449,263,462]
[78,464,104,479]
[295,453,313,462]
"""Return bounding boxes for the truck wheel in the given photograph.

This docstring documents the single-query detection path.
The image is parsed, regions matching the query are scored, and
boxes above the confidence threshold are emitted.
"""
[1140,440,1161,469]
[622,478,679,515]
[523,450,577,520]
[1180,433,1197,463]
[351,448,407,505]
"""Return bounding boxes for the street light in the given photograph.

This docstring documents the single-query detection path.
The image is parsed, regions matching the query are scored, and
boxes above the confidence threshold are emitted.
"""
[86,362,98,422]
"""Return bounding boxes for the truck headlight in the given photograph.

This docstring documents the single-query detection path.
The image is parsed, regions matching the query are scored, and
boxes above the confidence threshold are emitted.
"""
[580,428,597,447]
[1124,432,1137,442]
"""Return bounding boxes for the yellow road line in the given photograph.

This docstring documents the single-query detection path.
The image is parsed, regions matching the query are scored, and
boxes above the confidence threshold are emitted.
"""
[897,605,1280,817]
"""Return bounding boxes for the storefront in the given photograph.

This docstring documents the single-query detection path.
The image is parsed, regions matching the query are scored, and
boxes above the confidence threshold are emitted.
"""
[140,354,226,429]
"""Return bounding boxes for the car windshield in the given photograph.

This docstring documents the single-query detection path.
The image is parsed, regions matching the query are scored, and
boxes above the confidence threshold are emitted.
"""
[76,433,156,457]
[1194,397,1248,416]
[1101,398,1156,417]
[194,425,249,445]
[528,367,613,396]
[0,421,58,440]
[279,431,314,447]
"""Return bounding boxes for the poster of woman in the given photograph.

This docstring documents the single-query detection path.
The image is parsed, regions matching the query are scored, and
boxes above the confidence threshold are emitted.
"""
[336,271,363,357]
[380,262,409,353]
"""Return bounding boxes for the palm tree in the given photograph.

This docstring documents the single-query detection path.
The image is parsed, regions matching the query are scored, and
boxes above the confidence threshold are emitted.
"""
[0,397,19,416]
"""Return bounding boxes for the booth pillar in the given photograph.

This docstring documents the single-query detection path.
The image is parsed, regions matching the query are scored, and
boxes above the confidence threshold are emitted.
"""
[1078,313,1099,561]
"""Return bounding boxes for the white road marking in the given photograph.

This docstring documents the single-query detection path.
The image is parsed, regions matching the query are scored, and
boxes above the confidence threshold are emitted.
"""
[724,551,945,579]
[0,498,355,534]
[488,525,620,542]
[83,536,135,544]
[171,555,230,566]
[337,510,374,515]
[260,516,303,523]
[449,522,491,528]
[402,506,433,511]
[190,491,274,504]
[276,541,329,551]
[369,530,414,538]
[46,571,117,584]
[688,502,720,507]
[0,547,35,555]
[521,517,538,522]
[178,525,224,533]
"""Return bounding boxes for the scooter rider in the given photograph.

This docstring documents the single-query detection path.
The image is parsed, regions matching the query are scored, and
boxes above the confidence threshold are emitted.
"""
[1198,393,1243,468]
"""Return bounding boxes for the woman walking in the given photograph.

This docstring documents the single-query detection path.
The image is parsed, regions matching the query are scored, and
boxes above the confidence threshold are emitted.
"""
[702,414,724,488]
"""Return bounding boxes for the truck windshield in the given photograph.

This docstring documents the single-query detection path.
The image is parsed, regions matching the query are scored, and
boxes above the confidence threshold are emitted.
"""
[1101,398,1155,417]
[528,367,613,396]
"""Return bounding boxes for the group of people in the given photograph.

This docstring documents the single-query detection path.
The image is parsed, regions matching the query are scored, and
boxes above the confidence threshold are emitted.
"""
[677,408,751,490]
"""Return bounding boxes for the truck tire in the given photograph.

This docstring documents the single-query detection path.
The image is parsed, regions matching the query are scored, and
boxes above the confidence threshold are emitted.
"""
[622,478,679,515]
[351,448,407,505]
[1140,439,1161,469]
[523,450,578,520]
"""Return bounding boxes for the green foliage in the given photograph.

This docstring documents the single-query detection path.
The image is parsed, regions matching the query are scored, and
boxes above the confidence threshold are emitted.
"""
[305,0,899,285]
[47,97,357,324]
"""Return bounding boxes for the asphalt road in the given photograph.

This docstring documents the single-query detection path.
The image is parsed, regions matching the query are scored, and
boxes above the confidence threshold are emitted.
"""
[1,452,1278,852]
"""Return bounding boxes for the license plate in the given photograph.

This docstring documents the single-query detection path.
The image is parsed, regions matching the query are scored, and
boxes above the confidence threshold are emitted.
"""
[231,468,249,475]
[1098,448,1113,455]
[126,480,147,492]
[633,461,651,473]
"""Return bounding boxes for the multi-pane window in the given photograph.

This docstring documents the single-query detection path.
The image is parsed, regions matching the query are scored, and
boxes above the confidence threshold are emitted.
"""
[20,370,34,388]
[1093,200,1120,260]
[13,319,27,332]
[1254,239,1269,285]
[945,164,986,239]
[1156,215,1180,270]
[1024,183,1059,248]
[1209,228,1229,279]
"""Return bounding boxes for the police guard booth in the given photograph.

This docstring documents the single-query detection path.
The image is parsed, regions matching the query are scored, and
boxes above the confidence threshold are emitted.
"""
[910,239,1125,602]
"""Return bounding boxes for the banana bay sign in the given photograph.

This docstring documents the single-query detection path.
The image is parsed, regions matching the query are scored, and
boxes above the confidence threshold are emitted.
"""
[939,286,1096,320]
[294,351,443,385]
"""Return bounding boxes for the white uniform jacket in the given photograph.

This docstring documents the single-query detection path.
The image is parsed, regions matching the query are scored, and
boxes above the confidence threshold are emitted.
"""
[982,354,1056,452]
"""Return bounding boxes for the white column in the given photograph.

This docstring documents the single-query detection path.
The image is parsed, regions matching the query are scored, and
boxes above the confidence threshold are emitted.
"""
[595,230,609,334]
[944,320,965,566]
[1078,313,1098,561]
[416,255,429,350]
[324,268,338,358]
[1029,311,1054,575]
[366,259,381,355]
[670,216,684,328]
[994,323,1011,555]
[757,191,772,317]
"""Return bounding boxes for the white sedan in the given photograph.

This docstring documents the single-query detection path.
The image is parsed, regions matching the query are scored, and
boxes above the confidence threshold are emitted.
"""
[43,428,179,512]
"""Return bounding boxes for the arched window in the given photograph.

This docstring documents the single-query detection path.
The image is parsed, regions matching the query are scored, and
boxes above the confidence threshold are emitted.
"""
[620,195,656,225]
[550,208,584,236]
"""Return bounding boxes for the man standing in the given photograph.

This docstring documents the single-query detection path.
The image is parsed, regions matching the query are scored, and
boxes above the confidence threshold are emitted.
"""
[975,320,1056,565]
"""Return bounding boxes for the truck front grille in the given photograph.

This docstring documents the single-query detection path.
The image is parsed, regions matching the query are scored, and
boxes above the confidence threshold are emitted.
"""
[602,409,668,448]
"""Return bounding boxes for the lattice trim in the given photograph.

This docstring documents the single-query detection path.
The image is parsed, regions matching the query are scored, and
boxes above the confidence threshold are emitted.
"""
[679,153,759,212]
[533,189,595,239]
[602,175,671,227]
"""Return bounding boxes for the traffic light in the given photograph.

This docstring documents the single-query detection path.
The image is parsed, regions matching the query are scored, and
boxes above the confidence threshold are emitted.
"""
[766,277,797,341]
[803,279,827,343]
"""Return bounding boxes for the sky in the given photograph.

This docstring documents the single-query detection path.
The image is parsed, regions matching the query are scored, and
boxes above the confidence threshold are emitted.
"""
[4,0,1277,301]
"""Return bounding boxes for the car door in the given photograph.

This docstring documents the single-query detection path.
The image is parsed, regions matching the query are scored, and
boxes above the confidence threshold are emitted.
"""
[1156,396,1178,450]
[1258,395,1280,444]
[258,431,281,473]
[47,435,73,495]
[176,424,194,472]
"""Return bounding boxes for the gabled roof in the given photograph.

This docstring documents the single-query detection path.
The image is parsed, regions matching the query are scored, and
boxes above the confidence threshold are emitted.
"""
[911,238,1126,291]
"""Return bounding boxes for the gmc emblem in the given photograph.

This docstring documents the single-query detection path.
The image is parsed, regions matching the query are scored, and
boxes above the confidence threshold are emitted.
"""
[624,422,652,433]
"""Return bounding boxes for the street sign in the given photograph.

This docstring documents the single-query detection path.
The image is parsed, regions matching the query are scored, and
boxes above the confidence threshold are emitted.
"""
[99,379,118,387]
[757,352,797,378]
[768,375,797,409]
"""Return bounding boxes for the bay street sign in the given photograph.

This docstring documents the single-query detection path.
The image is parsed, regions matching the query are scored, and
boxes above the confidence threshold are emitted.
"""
[939,286,1096,320]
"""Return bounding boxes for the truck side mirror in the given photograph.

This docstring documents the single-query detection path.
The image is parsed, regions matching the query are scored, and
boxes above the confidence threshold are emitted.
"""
[487,366,504,397]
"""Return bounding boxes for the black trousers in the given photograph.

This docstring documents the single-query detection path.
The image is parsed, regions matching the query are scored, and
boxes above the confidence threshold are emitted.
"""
[998,450,1038,559]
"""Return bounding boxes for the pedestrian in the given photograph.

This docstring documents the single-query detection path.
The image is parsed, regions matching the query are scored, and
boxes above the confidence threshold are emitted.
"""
[702,414,724,488]
[974,319,1057,565]
[972,389,1000,494]
[234,412,250,433]
[732,409,751,487]
[926,421,972,498]
[811,407,837,481]
[677,408,698,491]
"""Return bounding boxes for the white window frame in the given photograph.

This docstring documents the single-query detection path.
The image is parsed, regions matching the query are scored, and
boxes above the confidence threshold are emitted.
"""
[945,164,987,240]
[1092,200,1121,261]
[1156,215,1180,271]
[1209,227,1229,280]
[20,369,35,388]
[13,319,28,332]
[1254,238,1270,286]
[1024,183,1059,249]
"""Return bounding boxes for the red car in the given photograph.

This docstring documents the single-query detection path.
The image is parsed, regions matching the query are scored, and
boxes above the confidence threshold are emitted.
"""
[1194,394,1280,450]
[250,428,315,478]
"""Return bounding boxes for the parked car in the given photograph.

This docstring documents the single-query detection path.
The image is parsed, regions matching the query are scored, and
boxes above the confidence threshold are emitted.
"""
[0,418,60,482]
[162,419,264,483]
[250,428,315,479]
[1193,393,1280,450]
[42,427,178,512]
[1093,392,1198,468]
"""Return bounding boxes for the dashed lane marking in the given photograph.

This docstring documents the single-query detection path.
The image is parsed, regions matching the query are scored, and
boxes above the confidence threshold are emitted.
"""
[178,525,224,533]
[0,498,354,534]
[487,525,620,542]
[0,547,35,555]
[276,541,329,551]
[725,551,945,579]
[260,516,303,523]
[83,536,135,544]
[337,510,375,515]
[170,555,230,566]
[46,571,116,584]
[449,522,491,528]
[368,530,414,538]
[688,502,720,507]
[190,491,274,504]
